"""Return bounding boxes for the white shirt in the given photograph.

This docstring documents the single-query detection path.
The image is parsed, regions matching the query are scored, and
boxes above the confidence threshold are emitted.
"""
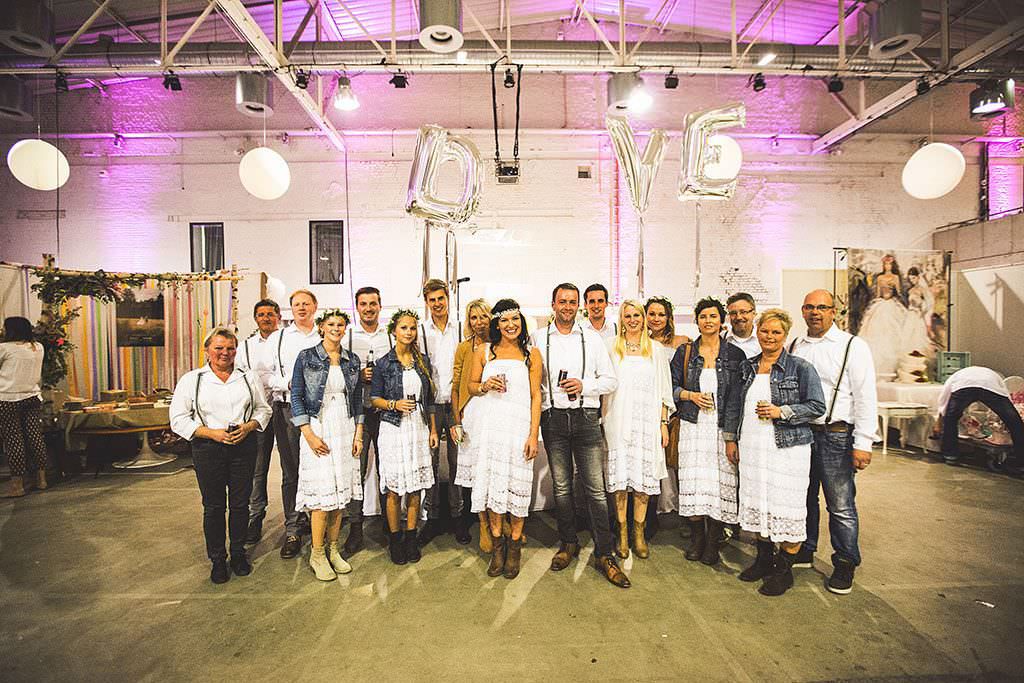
[937,366,1010,416]
[725,331,761,359]
[0,341,44,402]
[419,316,458,404]
[583,317,618,340]
[235,331,277,401]
[169,366,273,441]
[789,324,879,452]
[266,323,322,403]
[531,322,618,411]
[344,322,393,367]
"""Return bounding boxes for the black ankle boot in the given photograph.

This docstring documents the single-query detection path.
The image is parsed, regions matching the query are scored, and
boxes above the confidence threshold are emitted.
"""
[404,528,421,563]
[685,518,706,561]
[389,530,407,565]
[700,519,724,566]
[759,548,796,596]
[739,540,775,582]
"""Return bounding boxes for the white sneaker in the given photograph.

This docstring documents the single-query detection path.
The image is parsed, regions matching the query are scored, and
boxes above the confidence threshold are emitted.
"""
[309,546,337,581]
[326,542,352,574]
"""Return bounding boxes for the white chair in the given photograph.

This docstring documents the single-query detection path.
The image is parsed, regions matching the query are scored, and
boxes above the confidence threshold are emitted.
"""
[877,402,931,455]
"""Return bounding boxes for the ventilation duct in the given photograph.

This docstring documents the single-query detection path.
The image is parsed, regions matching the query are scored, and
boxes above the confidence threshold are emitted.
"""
[235,73,274,118]
[0,0,55,58]
[0,75,33,121]
[419,0,463,53]
[869,0,923,60]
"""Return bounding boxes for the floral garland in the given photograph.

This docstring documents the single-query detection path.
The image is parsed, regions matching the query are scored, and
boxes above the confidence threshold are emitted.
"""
[387,308,420,336]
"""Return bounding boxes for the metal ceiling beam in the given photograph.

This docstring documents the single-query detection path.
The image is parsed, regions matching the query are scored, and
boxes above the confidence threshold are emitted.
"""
[811,16,1024,153]
[93,0,150,43]
[51,0,112,65]
[164,1,217,67]
[215,0,345,151]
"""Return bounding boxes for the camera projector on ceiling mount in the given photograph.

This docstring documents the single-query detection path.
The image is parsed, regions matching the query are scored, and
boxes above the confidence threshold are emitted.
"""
[495,159,520,184]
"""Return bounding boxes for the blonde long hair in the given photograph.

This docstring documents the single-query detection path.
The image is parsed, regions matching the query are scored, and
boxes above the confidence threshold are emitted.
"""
[462,298,491,339]
[613,300,653,360]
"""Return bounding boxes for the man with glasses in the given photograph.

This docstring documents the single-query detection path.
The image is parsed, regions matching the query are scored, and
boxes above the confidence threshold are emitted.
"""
[788,289,877,595]
[725,293,760,359]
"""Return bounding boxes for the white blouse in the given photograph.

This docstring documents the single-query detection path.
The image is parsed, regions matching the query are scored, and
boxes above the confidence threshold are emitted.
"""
[169,366,273,441]
[0,341,44,402]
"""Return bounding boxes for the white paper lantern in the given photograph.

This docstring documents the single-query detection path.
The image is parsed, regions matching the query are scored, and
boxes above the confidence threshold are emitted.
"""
[265,275,287,303]
[704,134,743,181]
[901,142,965,200]
[6,138,69,190]
[238,147,290,200]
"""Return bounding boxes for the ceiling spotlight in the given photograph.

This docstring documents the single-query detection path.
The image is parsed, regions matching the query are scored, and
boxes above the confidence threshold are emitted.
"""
[294,69,309,90]
[628,84,653,113]
[162,71,181,92]
[827,75,844,93]
[389,72,408,89]
[664,72,679,89]
[970,78,1015,119]
[756,49,777,67]
[112,133,125,148]
[749,72,766,92]
[607,72,652,113]
[333,75,359,111]
[916,77,931,96]
[54,71,68,93]
[503,68,516,88]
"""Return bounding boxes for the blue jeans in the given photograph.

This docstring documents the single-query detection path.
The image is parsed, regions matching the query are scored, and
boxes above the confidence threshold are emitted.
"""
[805,428,861,566]
[541,407,613,557]
[941,388,1024,462]
[247,423,277,524]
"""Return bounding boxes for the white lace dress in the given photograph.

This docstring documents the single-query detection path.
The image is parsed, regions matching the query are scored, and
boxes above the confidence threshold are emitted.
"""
[377,368,435,496]
[295,366,363,513]
[605,355,665,495]
[678,368,738,522]
[460,353,534,517]
[737,374,810,542]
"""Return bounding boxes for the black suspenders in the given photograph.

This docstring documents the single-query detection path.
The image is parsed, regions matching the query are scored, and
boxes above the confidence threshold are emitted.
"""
[789,336,854,424]
[276,330,285,377]
[546,326,586,409]
[193,368,255,427]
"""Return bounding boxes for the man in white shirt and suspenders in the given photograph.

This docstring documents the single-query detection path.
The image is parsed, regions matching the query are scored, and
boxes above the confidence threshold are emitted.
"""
[418,278,468,546]
[340,286,393,555]
[235,298,281,545]
[789,289,877,595]
[266,289,322,559]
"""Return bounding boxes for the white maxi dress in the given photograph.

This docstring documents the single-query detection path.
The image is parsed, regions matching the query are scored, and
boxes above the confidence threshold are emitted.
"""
[677,368,738,523]
[603,354,670,495]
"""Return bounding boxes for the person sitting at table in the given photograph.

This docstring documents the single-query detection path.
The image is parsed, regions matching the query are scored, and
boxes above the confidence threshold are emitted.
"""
[291,309,365,581]
[0,316,48,498]
[170,328,273,585]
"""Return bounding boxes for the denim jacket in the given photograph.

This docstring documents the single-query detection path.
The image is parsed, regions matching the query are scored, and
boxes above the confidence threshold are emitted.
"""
[670,337,745,440]
[736,349,826,448]
[370,348,436,428]
[290,343,364,427]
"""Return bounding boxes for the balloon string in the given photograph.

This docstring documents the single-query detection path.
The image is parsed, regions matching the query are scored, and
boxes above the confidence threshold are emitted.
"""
[637,214,645,299]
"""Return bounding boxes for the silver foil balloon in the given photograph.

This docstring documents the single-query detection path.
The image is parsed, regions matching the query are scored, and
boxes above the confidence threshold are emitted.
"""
[605,115,669,216]
[406,124,483,225]
[678,102,746,201]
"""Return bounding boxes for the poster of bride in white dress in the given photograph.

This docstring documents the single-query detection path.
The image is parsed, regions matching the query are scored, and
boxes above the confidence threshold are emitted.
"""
[844,248,949,382]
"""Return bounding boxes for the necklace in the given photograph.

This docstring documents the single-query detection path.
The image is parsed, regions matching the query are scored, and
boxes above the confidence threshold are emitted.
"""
[625,340,641,353]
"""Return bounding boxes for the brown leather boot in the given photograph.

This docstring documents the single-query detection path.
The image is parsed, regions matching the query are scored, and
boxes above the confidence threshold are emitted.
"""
[1,476,26,498]
[633,519,649,559]
[549,541,580,571]
[35,470,48,491]
[487,534,506,577]
[479,516,492,554]
[616,522,629,559]
[504,537,523,579]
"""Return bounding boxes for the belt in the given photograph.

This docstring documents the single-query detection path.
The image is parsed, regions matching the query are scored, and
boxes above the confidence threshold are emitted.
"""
[810,421,851,433]
[546,406,594,413]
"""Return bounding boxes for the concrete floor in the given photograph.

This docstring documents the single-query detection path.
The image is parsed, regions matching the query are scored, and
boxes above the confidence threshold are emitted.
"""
[1,449,1022,682]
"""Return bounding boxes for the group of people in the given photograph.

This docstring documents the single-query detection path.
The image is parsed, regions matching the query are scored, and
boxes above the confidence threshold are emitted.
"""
[169,280,878,598]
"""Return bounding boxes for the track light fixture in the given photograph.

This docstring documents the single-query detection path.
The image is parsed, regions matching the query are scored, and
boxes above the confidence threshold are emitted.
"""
[916,77,931,96]
[664,72,679,89]
[970,78,1015,120]
[389,72,408,89]
[54,71,68,93]
[162,71,181,92]
[333,75,359,111]
[827,75,844,93]
[294,69,309,90]
[748,72,766,92]
[503,68,516,88]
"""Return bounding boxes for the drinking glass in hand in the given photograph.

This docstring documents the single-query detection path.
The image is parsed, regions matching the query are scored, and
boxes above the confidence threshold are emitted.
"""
[406,394,417,412]
[757,400,771,421]
[497,373,507,393]
[703,392,716,413]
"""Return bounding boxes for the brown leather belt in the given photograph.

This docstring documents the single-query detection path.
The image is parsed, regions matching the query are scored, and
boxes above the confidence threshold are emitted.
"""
[810,421,851,433]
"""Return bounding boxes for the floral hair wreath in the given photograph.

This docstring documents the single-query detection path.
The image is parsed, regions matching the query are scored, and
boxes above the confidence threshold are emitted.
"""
[387,308,420,335]
[315,308,350,326]
[644,295,674,310]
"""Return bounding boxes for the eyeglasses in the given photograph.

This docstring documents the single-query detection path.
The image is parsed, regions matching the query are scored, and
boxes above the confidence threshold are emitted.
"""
[801,304,834,312]
[727,308,754,317]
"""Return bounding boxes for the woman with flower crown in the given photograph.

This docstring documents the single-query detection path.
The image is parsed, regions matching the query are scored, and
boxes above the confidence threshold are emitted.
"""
[290,309,365,581]
[370,309,440,565]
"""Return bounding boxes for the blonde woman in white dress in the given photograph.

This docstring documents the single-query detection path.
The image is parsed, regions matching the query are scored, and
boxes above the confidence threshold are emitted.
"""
[462,299,542,579]
[602,300,674,559]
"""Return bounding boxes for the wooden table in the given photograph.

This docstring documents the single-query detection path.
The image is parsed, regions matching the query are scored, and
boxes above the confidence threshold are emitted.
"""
[61,405,176,469]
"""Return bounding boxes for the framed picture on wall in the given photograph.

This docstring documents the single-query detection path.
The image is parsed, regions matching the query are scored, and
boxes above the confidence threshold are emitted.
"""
[310,220,344,284]
[116,287,165,347]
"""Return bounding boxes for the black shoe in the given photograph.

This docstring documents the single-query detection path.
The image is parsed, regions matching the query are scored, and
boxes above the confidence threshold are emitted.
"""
[405,529,422,563]
[280,534,302,559]
[244,519,263,546]
[685,519,706,561]
[739,541,775,583]
[790,546,814,568]
[343,520,364,556]
[389,530,407,565]
[453,516,471,545]
[759,551,795,597]
[417,519,444,548]
[826,558,856,595]
[230,554,252,576]
[210,560,230,584]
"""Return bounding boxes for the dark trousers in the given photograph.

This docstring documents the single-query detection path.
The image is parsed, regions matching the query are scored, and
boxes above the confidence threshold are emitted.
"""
[541,407,613,557]
[247,423,277,523]
[271,401,303,535]
[426,404,462,519]
[941,388,1024,461]
[806,428,861,566]
[348,408,383,522]
[192,435,258,562]
[0,397,48,476]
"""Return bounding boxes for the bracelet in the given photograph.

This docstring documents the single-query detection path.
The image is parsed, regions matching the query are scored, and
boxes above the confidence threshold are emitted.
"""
[387,399,395,411]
